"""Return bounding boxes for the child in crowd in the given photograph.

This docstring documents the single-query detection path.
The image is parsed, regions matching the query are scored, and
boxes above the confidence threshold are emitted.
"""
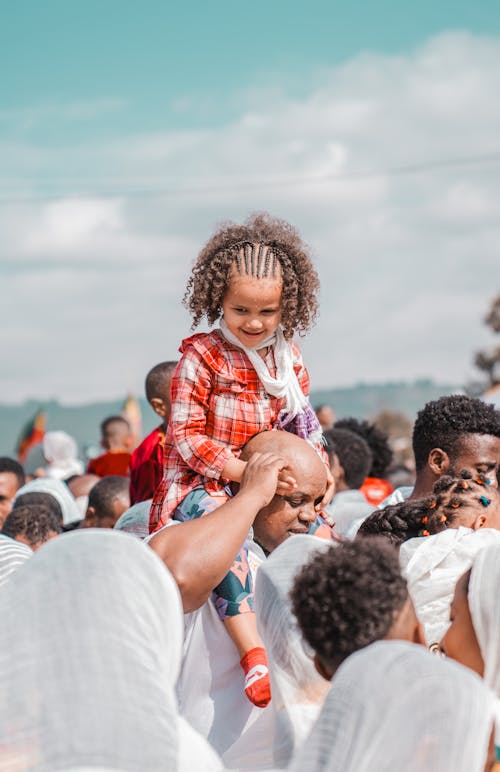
[358,470,500,546]
[150,212,333,708]
[87,416,134,477]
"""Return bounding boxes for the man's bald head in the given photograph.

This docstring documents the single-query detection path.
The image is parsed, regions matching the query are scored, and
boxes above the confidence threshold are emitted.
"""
[242,431,326,483]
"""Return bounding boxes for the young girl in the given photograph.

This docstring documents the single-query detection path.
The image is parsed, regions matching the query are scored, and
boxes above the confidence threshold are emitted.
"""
[150,212,333,708]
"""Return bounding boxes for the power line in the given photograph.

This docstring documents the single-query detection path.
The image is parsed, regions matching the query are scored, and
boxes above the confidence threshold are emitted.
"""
[0,151,499,205]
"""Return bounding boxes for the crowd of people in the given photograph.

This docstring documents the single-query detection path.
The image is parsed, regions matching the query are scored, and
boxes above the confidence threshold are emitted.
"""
[1,213,500,771]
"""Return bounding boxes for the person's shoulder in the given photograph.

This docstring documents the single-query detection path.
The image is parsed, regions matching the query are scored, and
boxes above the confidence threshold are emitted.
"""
[180,330,236,377]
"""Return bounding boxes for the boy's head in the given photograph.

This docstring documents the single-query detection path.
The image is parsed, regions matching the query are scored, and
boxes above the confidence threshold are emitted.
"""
[325,428,372,491]
[291,537,423,679]
[100,416,133,452]
[412,396,500,486]
[84,475,130,528]
[2,504,61,550]
[335,417,393,478]
[0,457,25,527]
[145,361,178,427]
[315,404,336,431]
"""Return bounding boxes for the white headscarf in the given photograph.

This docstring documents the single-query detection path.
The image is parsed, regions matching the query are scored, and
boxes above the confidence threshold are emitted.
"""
[0,530,222,771]
[14,478,82,527]
[0,534,32,589]
[469,544,500,698]
[43,431,84,480]
[400,526,500,645]
[255,535,334,768]
[289,640,495,772]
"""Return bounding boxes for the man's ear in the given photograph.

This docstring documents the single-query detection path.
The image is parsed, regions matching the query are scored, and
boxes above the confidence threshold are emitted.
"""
[84,506,97,528]
[428,448,450,476]
[150,397,167,419]
[314,653,334,682]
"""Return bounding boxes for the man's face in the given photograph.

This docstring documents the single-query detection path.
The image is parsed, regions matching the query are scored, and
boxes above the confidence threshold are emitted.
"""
[252,462,327,554]
[449,434,500,488]
[0,472,20,527]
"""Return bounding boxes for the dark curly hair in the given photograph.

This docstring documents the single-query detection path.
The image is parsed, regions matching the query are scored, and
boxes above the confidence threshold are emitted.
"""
[2,504,62,549]
[412,395,500,471]
[291,538,408,673]
[357,469,493,546]
[88,475,130,520]
[13,492,63,524]
[325,428,373,489]
[183,212,320,338]
[0,456,25,489]
[335,417,393,478]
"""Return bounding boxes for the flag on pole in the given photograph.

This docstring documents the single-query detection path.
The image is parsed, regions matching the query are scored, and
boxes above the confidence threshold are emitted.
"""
[16,408,46,464]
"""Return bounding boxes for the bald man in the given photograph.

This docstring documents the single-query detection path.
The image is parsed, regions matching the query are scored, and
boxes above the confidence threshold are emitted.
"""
[149,430,329,767]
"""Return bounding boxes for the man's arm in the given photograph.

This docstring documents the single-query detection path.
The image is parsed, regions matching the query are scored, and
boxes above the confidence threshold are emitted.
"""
[148,452,285,612]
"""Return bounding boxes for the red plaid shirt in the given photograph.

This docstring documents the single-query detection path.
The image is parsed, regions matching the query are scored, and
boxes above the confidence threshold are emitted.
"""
[149,329,313,532]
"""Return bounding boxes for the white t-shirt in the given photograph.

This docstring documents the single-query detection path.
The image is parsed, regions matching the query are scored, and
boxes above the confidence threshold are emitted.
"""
[176,538,274,769]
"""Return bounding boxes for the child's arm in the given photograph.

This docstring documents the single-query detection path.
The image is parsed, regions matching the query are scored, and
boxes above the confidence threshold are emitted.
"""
[149,451,287,612]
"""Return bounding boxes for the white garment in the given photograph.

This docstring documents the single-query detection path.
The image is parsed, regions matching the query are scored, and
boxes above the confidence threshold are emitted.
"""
[14,477,82,527]
[255,535,334,768]
[400,527,500,645]
[0,534,31,588]
[470,545,500,698]
[177,537,273,770]
[43,430,84,480]
[219,320,308,418]
[288,640,495,772]
[0,529,222,771]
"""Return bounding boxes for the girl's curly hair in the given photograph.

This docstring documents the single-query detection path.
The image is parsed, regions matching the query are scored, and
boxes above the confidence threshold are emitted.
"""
[183,212,320,338]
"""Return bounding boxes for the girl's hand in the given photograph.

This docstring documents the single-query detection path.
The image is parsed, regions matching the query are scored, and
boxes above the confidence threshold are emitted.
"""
[238,452,288,510]
[275,467,297,497]
[315,467,335,513]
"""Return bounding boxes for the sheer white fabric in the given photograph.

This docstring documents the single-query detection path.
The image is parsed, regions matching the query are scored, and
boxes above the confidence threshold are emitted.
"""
[43,431,84,480]
[254,535,333,768]
[0,534,32,588]
[14,478,82,527]
[400,526,500,645]
[470,544,500,697]
[0,529,222,771]
[288,640,495,772]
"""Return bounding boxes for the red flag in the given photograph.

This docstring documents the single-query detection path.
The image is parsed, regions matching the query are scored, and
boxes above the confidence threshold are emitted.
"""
[16,409,46,464]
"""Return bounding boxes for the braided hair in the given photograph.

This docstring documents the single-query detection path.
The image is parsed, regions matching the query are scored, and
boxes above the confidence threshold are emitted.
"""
[358,470,494,546]
[183,212,320,339]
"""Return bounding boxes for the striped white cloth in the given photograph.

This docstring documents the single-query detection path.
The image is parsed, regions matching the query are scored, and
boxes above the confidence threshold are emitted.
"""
[0,534,31,588]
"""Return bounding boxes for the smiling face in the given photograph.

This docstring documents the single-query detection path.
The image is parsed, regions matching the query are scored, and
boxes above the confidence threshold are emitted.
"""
[221,265,283,350]
[252,450,327,554]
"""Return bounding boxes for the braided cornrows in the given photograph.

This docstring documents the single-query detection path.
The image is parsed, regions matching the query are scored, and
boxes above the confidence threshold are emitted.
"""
[432,469,493,519]
[183,212,320,338]
[357,498,450,547]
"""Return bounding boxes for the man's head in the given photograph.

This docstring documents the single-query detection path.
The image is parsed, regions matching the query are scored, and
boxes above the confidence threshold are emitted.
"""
[291,537,423,680]
[145,361,178,428]
[412,396,500,488]
[325,428,373,491]
[100,416,133,452]
[2,504,61,550]
[240,431,327,554]
[12,491,63,524]
[0,457,25,527]
[84,475,131,528]
[335,417,393,478]
[315,404,335,432]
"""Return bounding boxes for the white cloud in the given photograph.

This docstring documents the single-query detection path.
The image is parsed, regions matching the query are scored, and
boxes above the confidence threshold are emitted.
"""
[1,31,499,402]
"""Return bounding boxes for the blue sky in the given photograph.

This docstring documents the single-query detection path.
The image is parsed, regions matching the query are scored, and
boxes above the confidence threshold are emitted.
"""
[1,2,500,402]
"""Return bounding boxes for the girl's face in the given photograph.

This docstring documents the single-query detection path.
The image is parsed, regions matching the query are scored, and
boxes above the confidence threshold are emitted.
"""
[440,570,484,676]
[222,270,283,349]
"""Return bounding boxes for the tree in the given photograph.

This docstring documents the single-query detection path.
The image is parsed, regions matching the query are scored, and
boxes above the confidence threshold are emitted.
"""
[475,295,500,388]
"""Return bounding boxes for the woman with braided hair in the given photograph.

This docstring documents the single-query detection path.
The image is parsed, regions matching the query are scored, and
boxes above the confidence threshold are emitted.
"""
[149,212,333,710]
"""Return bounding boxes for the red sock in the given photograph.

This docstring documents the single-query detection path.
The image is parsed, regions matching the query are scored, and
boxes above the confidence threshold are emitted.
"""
[240,646,271,708]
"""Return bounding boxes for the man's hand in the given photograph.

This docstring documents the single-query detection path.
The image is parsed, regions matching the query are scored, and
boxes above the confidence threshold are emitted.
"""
[238,452,289,510]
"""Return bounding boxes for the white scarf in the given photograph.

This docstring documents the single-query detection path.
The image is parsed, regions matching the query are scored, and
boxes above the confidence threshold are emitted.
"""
[219,319,308,417]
